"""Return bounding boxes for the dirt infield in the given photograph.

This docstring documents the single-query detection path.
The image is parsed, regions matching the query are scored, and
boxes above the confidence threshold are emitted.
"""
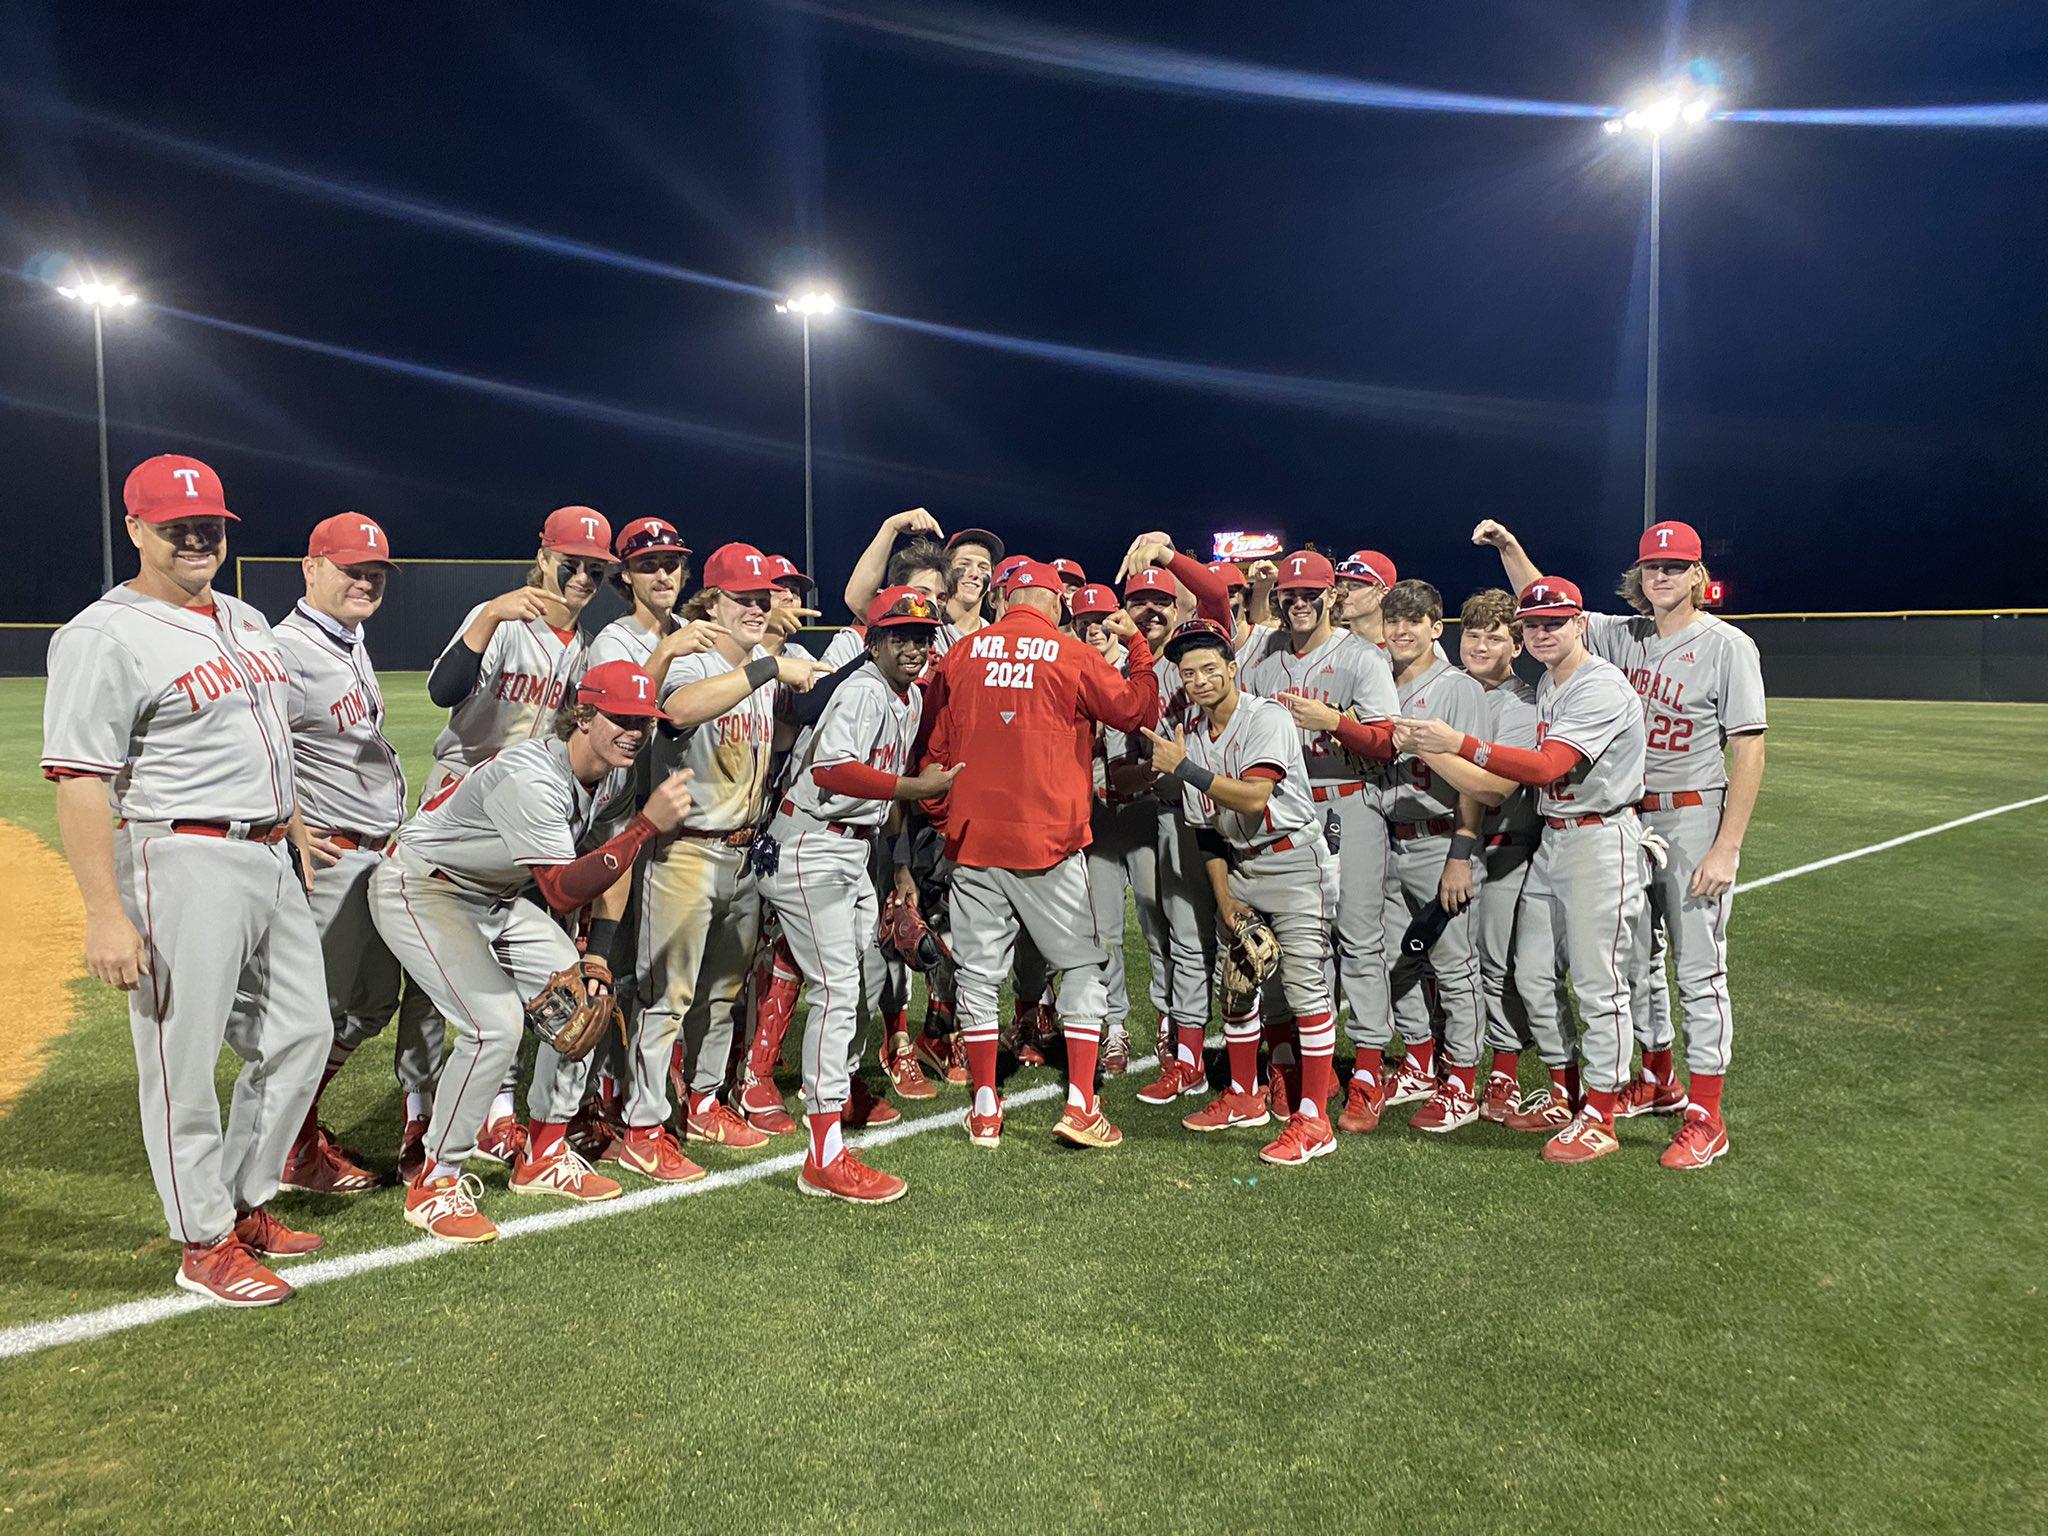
[0,821,87,1114]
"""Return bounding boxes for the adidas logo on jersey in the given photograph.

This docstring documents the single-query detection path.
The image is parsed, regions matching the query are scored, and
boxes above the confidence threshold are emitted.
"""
[1677,650,1696,663]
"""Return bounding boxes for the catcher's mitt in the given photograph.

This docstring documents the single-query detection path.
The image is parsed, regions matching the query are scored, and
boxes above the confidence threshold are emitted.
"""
[525,956,626,1062]
[1215,907,1281,1006]
[1398,898,1455,959]
[878,891,951,973]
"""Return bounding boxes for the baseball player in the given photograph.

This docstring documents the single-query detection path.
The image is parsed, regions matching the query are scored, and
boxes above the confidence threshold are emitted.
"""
[1246,551,1400,1121]
[371,661,693,1240]
[418,504,616,1167]
[1476,519,1766,1169]
[1212,560,1282,673]
[270,513,419,1195]
[43,454,330,1307]
[1395,577,1648,1164]
[639,544,816,1151]
[765,554,821,662]
[1145,620,1341,1166]
[1333,550,1396,648]
[759,587,963,1203]
[915,559,1160,1149]
[1453,589,1575,1129]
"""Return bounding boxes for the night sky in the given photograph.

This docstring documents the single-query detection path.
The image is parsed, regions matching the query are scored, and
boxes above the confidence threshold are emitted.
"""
[3,0,2044,625]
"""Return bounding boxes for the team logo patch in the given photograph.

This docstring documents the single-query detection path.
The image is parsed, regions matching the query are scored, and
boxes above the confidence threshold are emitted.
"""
[999,710,1016,724]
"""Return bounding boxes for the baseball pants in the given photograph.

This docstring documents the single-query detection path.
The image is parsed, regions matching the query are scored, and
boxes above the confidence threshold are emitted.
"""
[634,836,760,1123]
[1530,816,1647,1094]
[1229,841,1340,1018]
[1324,787,1393,1050]
[1383,831,1483,1065]
[950,854,1111,1059]
[761,829,885,1113]
[1630,797,1735,1076]
[305,844,445,1087]
[369,853,586,1166]
[1087,797,1164,1032]
[1152,802,1216,1033]
[1475,841,1573,1070]
[118,825,329,1246]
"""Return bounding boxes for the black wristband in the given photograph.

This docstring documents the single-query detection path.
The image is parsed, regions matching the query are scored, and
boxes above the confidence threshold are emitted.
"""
[585,918,621,966]
[1448,832,1478,860]
[743,655,780,691]
[1171,759,1216,795]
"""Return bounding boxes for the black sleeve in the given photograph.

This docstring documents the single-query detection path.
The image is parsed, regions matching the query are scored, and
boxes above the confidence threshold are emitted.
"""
[1194,828,1232,866]
[784,650,870,728]
[427,641,484,707]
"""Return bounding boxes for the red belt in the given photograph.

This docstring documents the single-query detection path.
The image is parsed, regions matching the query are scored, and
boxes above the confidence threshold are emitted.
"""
[1390,816,1456,841]
[317,830,391,853]
[778,798,875,841]
[1310,782,1367,803]
[1545,813,1615,830]
[170,820,289,844]
[676,825,756,847]
[1254,834,1303,856]
[1638,790,1708,812]
[1486,831,1534,849]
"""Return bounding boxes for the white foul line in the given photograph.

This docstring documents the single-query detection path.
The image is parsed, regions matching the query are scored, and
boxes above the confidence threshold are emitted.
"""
[5,790,2045,1366]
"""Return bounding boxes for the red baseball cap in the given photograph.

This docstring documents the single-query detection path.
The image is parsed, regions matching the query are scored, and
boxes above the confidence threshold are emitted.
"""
[993,555,1031,587]
[867,585,945,630]
[1070,583,1120,618]
[1208,561,1248,591]
[1274,550,1336,591]
[1123,567,1180,601]
[766,554,814,592]
[307,513,396,566]
[1637,520,1703,564]
[700,542,780,592]
[1516,577,1585,618]
[1051,557,1087,587]
[123,455,238,524]
[576,659,663,718]
[1000,559,1062,594]
[1337,549,1396,587]
[1163,617,1233,664]
[946,528,1006,563]
[541,506,615,562]
[615,517,689,562]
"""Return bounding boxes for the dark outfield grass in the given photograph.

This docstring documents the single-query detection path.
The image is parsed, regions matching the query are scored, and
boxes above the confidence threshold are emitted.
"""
[0,679,2041,1534]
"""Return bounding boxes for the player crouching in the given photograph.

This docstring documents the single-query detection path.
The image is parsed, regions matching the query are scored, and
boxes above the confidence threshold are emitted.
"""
[369,662,695,1242]
[1144,620,1341,1167]
[758,587,963,1203]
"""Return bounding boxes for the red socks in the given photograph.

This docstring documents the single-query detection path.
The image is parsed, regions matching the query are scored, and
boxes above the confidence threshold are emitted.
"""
[1446,1061,1476,1095]
[1643,1047,1674,1084]
[1295,1012,1335,1119]
[1353,1047,1384,1084]
[807,1111,843,1167]
[1174,1021,1205,1069]
[1691,1073,1724,1117]
[1408,1039,1436,1076]
[1492,1051,1520,1080]
[1563,1064,1583,1109]
[1225,1032,1260,1096]
[526,1120,566,1159]
[966,1034,999,1096]
[1065,1031,1100,1114]
[1586,1088,1619,1122]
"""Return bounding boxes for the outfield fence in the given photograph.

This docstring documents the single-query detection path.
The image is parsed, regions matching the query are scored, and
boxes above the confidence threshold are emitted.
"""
[2,579,2043,701]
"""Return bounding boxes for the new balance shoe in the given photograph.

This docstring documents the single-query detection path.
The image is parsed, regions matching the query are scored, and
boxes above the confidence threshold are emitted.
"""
[687,1099,773,1149]
[473,1114,528,1167]
[509,1145,623,1202]
[1541,1107,1621,1165]
[1411,1081,1480,1135]
[1480,1071,1521,1124]
[1335,1073,1386,1135]
[612,1126,706,1183]
[1053,1106,1123,1149]
[964,1108,1004,1148]
[1505,1085,1575,1134]
[1135,1058,1207,1105]
[1182,1090,1271,1134]
[798,1151,909,1205]
[1659,1108,1730,1171]
[177,1237,293,1308]
[1258,1114,1337,1167]
[1617,1072,1690,1119]
[1383,1054,1436,1106]
[232,1205,324,1259]
[404,1171,497,1244]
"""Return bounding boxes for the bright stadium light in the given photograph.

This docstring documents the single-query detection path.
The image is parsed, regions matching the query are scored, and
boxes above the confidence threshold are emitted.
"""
[776,287,840,575]
[59,274,143,590]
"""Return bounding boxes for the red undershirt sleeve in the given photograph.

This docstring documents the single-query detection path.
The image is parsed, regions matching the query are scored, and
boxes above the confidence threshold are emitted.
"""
[812,760,899,799]
[1165,553,1233,630]
[1333,716,1396,761]
[1242,765,1283,783]
[1455,734,1582,787]
[531,814,661,912]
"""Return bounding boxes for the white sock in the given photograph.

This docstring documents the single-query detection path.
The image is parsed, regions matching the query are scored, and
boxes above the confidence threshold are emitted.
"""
[428,1160,462,1184]
[404,1091,432,1122]
[1066,1081,1088,1109]
[489,1090,516,1122]
[974,1085,999,1117]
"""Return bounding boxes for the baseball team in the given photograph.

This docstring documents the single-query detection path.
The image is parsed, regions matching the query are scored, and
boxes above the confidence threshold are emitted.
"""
[41,453,1766,1310]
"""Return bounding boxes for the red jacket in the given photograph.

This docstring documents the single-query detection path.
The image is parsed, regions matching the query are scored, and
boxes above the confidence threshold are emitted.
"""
[919,606,1159,870]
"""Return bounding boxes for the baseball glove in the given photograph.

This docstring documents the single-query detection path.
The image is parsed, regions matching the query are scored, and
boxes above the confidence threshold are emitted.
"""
[1215,907,1281,1006]
[1398,898,1455,959]
[525,957,626,1062]
[878,892,951,973]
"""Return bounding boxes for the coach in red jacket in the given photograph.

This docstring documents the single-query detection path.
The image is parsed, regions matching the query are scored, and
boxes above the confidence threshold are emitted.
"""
[918,559,1161,1150]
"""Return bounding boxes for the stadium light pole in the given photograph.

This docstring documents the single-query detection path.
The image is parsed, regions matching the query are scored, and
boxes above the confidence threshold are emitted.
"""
[1605,89,1713,530]
[776,289,838,578]
[57,278,141,592]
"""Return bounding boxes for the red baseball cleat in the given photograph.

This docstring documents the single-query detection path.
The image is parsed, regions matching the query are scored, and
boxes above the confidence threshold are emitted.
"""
[1182,1090,1271,1134]
[1505,1085,1575,1134]
[1541,1108,1621,1164]
[1136,1057,1207,1105]
[883,1033,938,1099]
[1383,1054,1436,1106]
[844,1078,902,1128]
[915,1030,962,1085]
[734,1069,800,1136]
[473,1114,528,1167]
[177,1237,294,1308]
[612,1125,707,1183]
[1335,1073,1386,1135]
[1410,1081,1480,1135]
[687,1099,773,1149]
[964,1107,1005,1147]
[1617,1072,1690,1119]
[404,1171,497,1244]
[397,1114,429,1185]
[1053,1105,1123,1149]
[1101,1026,1132,1077]
[280,1126,378,1195]
[1659,1108,1730,1170]
[510,1144,623,1202]
[798,1151,909,1205]
[566,1099,625,1161]
[232,1205,325,1259]
[1258,1114,1336,1167]
[1480,1071,1521,1124]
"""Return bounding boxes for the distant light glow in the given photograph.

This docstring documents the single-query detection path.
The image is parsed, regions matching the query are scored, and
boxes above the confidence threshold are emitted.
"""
[1718,102,2048,129]
[778,290,839,317]
[57,279,139,308]
[1606,83,1716,139]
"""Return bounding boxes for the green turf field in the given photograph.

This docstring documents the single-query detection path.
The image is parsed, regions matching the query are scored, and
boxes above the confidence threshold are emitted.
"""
[0,677,2042,1535]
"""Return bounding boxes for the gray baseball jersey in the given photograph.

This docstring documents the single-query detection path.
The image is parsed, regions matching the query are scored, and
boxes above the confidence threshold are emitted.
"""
[395,737,635,899]
[1181,694,1318,853]
[1583,613,1767,793]
[274,603,407,837]
[659,647,779,833]
[430,606,591,768]
[1479,674,1542,842]
[778,662,920,831]
[1246,630,1399,784]
[1387,655,1488,823]
[1235,623,1281,674]
[42,587,297,824]
[586,614,663,669]
[1532,657,1646,818]
[820,626,867,670]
